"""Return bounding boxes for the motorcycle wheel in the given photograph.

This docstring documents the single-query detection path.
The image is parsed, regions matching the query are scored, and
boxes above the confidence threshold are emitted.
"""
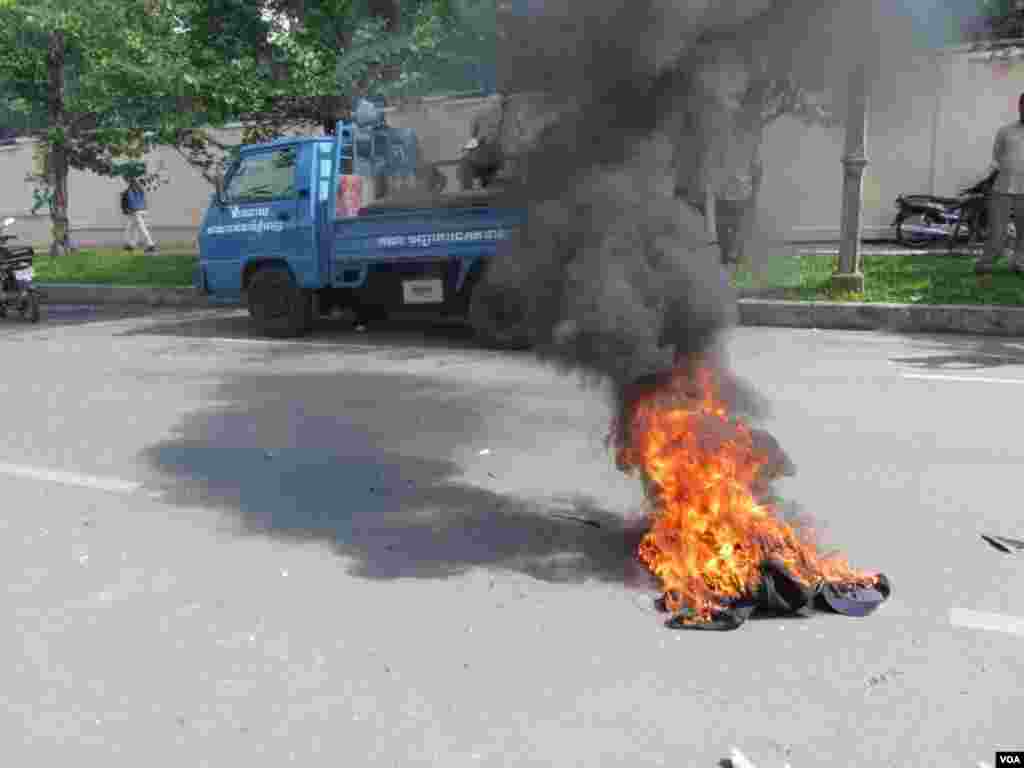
[25,294,40,323]
[896,212,946,247]
[948,218,976,251]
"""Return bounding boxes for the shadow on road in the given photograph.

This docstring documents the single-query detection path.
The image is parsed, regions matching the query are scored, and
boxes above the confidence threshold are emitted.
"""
[0,303,162,334]
[143,368,647,587]
[889,333,1024,371]
[116,307,489,354]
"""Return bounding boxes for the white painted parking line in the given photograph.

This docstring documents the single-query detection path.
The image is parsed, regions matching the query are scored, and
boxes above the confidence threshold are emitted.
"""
[0,461,141,494]
[725,747,793,768]
[199,336,330,346]
[950,607,1024,638]
[902,373,1024,385]
[163,335,370,350]
[728,748,758,768]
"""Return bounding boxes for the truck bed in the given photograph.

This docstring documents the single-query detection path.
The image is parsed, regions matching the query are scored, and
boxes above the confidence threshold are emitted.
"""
[331,198,524,300]
[359,183,518,214]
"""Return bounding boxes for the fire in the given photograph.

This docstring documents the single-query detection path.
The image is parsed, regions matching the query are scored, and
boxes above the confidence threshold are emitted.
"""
[615,365,879,625]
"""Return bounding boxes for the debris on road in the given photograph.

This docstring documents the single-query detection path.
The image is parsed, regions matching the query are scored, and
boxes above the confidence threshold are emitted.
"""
[980,533,1024,554]
[865,669,903,690]
[721,747,792,768]
[724,747,758,768]
[548,512,602,528]
[817,574,892,618]
[479,448,491,456]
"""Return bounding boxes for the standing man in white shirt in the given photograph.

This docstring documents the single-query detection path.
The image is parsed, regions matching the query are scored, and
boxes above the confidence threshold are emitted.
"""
[977,91,1024,274]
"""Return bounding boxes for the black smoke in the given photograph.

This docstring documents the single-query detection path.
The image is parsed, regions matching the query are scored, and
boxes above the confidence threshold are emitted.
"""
[474,0,943,425]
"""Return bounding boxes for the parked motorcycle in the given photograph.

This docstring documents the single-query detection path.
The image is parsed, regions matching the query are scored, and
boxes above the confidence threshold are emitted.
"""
[892,171,1002,248]
[0,217,41,323]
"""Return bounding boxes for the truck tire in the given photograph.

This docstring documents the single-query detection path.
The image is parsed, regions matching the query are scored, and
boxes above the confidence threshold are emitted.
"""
[468,281,532,350]
[247,265,314,338]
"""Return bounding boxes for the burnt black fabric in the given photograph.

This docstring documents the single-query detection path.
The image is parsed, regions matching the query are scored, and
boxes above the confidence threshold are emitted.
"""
[815,573,891,617]
[666,601,755,631]
[663,565,891,631]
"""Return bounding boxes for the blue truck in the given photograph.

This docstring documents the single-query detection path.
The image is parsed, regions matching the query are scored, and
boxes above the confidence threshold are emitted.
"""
[195,100,526,346]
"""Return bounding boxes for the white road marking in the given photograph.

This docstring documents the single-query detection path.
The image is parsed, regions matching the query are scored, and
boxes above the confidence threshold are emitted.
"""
[160,335,380,351]
[950,607,1024,638]
[0,461,141,494]
[901,373,1024,385]
[728,748,758,768]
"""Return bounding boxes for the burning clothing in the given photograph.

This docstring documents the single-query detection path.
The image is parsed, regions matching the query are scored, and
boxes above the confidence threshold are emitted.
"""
[615,364,888,629]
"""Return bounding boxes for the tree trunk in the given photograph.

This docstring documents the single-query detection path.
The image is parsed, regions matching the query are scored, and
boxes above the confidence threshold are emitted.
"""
[47,29,71,258]
[369,0,401,86]
[368,0,400,33]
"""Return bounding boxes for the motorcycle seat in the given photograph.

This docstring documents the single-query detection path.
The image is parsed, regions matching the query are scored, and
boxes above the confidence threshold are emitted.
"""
[900,194,964,206]
[0,247,33,264]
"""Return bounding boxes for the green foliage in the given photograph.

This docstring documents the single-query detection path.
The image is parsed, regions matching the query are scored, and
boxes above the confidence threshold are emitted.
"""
[32,245,198,287]
[735,252,1024,306]
[0,0,182,185]
[0,0,475,198]
[156,0,472,183]
[754,77,838,130]
[965,0,1024,41]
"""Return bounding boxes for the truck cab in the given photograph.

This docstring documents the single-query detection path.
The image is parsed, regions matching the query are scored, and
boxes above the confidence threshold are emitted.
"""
[196,100,525,345]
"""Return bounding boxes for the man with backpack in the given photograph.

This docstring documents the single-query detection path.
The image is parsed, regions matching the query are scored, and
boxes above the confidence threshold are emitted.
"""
[120,178,157,254]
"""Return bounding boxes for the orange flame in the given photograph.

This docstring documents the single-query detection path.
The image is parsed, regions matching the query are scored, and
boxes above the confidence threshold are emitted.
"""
[616,366,877,623]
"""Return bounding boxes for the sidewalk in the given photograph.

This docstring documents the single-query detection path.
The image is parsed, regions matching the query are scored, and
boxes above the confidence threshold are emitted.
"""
[794,242,982,257]
[38,283,215,308]
[34,281,1024,338]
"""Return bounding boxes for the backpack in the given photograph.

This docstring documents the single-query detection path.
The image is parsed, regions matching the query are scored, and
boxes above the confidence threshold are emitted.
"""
[120,189,132,215]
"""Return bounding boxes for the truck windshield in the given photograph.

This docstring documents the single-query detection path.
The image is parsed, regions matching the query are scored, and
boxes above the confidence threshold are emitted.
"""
[226,147,297,203]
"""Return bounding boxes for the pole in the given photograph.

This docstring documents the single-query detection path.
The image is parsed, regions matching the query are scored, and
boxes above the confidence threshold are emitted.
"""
[928,52,942,196]
[831,61,868,294]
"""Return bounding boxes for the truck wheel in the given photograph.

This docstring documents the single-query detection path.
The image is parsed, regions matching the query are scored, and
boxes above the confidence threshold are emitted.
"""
[247,265,313,338]
[468,282,532,350]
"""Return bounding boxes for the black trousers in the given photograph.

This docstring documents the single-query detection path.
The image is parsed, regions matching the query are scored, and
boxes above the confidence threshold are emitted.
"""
[715,198,754,266]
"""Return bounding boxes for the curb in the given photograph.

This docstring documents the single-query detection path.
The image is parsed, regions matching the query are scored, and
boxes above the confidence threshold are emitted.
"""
[34,283,1024,338]
[738,299,1024,336]
[38,283,216,308]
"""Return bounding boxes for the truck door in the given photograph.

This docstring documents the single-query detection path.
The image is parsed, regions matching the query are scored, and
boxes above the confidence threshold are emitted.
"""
[218,145,301,282]
[285,142,323,285]
[313,140,338,284]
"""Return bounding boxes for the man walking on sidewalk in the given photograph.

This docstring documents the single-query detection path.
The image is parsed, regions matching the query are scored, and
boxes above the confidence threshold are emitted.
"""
[121,178,157,254]
[976,91,1024,274]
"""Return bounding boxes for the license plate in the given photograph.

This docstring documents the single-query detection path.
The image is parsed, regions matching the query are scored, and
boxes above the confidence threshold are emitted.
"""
[402,278,443,304]
[14,267,32,281]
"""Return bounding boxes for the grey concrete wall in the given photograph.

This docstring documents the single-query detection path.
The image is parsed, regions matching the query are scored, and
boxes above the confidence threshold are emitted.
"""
[761,48,1024,240]
[0,98,487,249]
[1,55,1021,247]
[0,138,220,248]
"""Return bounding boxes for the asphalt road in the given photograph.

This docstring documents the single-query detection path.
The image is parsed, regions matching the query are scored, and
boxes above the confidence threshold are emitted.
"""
[1,305,1021,767]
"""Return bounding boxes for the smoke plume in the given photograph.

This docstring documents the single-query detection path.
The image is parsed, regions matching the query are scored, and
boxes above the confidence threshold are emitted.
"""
[476,0,944,419]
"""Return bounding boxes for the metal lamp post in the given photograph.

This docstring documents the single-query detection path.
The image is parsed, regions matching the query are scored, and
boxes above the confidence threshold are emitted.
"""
[831,62,868,294]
